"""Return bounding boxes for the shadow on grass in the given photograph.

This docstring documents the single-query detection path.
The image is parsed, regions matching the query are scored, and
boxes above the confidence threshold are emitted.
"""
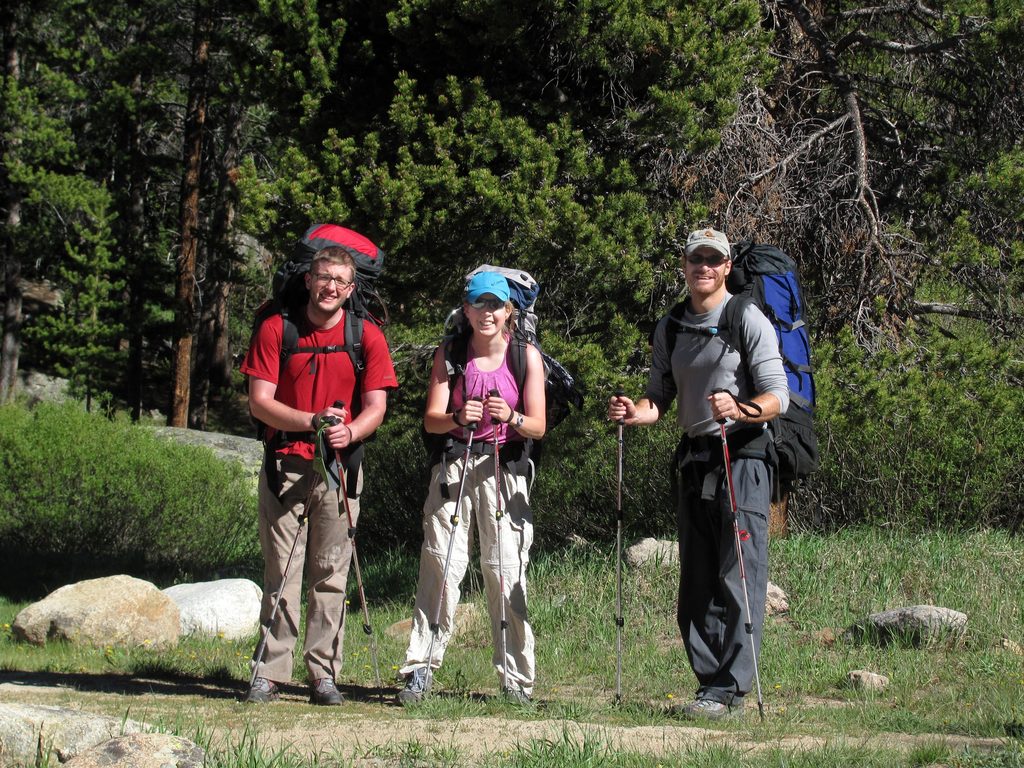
[0,669,401,707]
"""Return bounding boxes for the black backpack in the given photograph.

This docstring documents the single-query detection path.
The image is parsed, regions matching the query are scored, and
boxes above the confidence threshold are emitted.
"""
[664,242,819,490]
[426,265,584,464]
[248,223,386,440]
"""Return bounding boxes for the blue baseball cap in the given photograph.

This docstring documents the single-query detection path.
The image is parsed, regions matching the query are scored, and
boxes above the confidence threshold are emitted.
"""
[464,271,510,303]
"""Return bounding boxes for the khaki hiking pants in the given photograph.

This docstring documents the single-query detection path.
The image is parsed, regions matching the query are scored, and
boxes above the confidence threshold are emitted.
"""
[400,452,536,694]
[253,452,362,684]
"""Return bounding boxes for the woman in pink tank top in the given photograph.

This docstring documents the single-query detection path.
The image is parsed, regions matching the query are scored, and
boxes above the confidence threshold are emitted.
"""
[397,270,546,705]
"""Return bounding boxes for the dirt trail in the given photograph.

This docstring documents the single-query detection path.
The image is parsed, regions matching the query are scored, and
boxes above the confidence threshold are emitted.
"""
[0,672,1007,764]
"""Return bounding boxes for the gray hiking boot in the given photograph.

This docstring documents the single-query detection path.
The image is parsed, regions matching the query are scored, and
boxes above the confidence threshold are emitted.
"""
[309,677,344,706]
[397,667,428,706]
[502,685,532,705]
[244,677,280,704]
[672,696,741,721]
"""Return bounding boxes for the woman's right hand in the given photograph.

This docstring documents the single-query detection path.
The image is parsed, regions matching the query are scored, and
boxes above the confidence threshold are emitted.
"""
[459,397,485,426]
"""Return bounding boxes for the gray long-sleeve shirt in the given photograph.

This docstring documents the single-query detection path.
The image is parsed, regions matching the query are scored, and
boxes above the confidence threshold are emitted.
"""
[645,294,790,437]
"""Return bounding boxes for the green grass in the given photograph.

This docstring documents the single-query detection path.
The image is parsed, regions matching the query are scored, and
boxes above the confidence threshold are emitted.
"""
[2,528,1023,766]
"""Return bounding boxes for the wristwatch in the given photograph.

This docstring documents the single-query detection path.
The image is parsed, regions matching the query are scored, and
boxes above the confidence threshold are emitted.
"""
[513,412,525,429]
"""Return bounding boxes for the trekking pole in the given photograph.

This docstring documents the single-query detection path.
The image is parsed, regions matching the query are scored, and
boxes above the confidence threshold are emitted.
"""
[249,458,319,691]
[613,388,625,704]
[489,388,510,696]
[424,397,481,696]
[711,389,766,722]
[328,401,384,702]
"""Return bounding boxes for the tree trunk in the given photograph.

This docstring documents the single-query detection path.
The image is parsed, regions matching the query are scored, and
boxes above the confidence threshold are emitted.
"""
[211,103,243,392]
[169,0,211,427]
[125,69,147,421]
[0,13,22,404]
[1,213,22,405]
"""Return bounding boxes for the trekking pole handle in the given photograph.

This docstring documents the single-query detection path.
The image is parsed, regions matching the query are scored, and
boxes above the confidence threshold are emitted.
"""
[330,400,352,436]
[464,395,482,431]
[487,388,503,423]
[614,388,626,426]
[710,388,762,424]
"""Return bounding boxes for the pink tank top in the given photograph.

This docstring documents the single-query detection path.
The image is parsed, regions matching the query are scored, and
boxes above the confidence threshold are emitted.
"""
[449,344,522,444]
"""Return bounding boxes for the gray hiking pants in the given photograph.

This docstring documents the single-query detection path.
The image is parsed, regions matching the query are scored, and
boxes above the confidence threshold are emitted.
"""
[676,455,770,705]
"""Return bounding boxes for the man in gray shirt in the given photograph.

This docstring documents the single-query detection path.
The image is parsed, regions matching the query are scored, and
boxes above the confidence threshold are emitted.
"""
[608,227,788,720]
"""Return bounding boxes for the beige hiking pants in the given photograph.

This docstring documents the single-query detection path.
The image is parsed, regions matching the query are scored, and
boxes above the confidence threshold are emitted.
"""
[400,452,536,694]
[253,452,362,684]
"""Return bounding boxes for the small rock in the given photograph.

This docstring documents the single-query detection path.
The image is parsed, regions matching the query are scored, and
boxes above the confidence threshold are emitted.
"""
[847,670,889,692]
[765,582,789,616]
[813,627,838,647]
[999,638,1023,656]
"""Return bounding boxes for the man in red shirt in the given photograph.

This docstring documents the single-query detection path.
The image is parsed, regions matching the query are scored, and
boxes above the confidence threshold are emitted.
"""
[240,243,398,705]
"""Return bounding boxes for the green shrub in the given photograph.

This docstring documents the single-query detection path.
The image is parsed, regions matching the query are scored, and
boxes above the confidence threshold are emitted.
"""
[0,402,259,593]
[799,326,1024,531]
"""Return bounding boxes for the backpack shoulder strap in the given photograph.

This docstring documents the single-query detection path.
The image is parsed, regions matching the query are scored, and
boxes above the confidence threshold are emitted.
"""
[441,330,472,402]
[278,306,300,365]
[718,294,755,371]
[662,300,689,352]
[507,334,529,395]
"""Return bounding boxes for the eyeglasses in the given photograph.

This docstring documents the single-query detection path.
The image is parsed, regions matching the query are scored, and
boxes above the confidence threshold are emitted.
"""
[685,253,729,267]
[313,273,354,288]
[469,298,507,311]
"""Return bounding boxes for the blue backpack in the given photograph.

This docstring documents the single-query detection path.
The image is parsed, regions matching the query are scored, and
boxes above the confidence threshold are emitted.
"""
[726,241,819,488]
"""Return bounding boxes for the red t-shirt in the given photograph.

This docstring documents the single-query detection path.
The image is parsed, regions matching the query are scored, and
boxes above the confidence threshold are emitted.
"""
[240,310,398,458]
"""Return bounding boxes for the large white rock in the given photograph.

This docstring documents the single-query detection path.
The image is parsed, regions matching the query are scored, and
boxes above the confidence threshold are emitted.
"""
[163,579,262,640]
[12,575,180,648]
[64,733,204,768]
[0,704,144,766]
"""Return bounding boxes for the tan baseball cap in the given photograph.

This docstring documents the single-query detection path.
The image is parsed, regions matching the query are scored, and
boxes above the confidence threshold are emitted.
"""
[684,228,731,258]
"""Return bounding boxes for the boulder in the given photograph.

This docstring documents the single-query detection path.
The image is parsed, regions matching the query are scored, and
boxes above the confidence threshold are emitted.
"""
[162,579,262,640]
[64,733,204,768]
[386,603,480,640]
[624,537,677,568]
[846,604,967,647]
[12,575,180,649]
[0,704,143,766]
[148,426,263,485]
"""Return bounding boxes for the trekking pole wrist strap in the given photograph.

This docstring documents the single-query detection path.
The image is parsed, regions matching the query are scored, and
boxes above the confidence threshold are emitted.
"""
[452,408,467,427]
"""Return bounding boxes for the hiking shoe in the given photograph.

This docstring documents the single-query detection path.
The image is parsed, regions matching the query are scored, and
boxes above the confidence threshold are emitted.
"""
[672,697,739,721]
[244,677,280,704]
[502,685,532,705]
[397,667,428,706]
[309,677,344,706]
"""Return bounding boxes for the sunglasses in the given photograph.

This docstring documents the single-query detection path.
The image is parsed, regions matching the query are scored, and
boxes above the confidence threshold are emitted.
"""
[469,298,507,311]
[686,253,729,267]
